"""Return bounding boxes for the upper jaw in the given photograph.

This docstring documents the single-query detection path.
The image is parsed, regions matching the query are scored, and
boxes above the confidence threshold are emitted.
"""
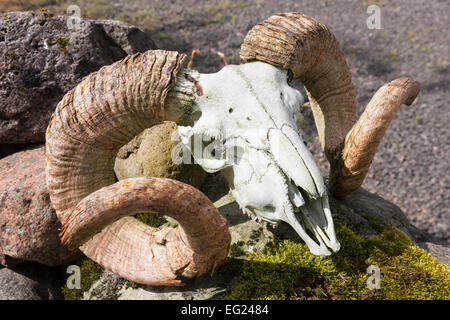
[285,195,340,256]
[238,173,340,257]
[223,140,340,257]
[267,125,340,255]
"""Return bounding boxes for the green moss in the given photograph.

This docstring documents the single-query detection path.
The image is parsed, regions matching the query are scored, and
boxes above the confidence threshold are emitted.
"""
[61,257,137,300]
[226,223,450,300]
[55,36,69,53]
[230,241,246,258]
[88,273,133,300]
[179,98,196,126]
[135,213,168,227]
[61,259,103,300]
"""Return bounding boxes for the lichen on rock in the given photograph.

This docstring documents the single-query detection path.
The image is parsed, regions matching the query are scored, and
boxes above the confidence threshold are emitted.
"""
[114,121,208,228]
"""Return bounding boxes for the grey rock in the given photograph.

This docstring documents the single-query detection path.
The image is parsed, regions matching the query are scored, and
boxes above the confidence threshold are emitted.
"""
[418,242,450,265]
[330,188,430,242]
[0,262,63,300]
[82,270,130,300]
[85,264,243,300]
[0,10,156,144]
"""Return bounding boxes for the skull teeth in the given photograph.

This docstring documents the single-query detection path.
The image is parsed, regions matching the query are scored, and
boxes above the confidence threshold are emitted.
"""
[242,208,261,222]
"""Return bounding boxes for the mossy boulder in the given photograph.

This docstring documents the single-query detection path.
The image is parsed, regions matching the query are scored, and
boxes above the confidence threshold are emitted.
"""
[114,121,207,189]
[114,121,208,227]
[65,173,449,300]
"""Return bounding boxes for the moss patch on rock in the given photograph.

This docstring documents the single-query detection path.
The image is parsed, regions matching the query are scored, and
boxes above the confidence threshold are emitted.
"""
[114,122,208,189]
[61,259,103,300]
[134,213,168,228]
[226,222,450,300]
[55,36,69,53]
[61,258,135,300]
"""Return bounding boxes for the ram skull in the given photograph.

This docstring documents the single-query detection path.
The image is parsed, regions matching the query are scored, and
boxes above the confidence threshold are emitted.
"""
[45,12,419,285]
[177,62,340,255]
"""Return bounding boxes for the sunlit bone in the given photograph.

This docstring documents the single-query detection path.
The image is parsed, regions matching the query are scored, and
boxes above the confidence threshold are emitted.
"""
[178,61,340,256]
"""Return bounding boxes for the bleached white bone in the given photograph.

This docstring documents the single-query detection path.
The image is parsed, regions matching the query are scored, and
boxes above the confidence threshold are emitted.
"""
[178,61,340,256]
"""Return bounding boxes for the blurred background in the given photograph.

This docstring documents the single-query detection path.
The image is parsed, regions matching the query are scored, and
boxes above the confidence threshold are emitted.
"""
[1,0,448,244]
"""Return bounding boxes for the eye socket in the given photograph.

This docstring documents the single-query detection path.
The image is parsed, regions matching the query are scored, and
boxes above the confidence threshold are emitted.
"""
[228,108,233,113]
[263,205,276,213]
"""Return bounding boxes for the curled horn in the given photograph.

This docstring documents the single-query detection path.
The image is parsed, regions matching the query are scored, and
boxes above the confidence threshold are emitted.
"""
[46,50,231,286]
[240,12,419,197]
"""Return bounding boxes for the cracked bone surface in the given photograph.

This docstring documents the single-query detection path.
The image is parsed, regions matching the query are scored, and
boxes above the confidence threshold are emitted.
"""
[178,62,340,256]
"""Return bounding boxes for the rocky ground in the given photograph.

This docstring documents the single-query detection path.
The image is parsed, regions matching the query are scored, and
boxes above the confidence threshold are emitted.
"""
[1,0,448,244]
[0,1,449,300]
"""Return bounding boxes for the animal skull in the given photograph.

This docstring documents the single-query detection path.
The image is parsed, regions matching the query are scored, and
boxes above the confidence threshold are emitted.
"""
[45,12,419,285]
[178,62,340,256]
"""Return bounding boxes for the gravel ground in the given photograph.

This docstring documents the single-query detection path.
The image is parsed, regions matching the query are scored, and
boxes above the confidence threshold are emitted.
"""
[2,0,449,243]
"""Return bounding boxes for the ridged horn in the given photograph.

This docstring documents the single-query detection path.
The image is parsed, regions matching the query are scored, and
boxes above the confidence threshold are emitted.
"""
[45,50,231,286]
[240,12,419,197]
[330,77,419,196]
